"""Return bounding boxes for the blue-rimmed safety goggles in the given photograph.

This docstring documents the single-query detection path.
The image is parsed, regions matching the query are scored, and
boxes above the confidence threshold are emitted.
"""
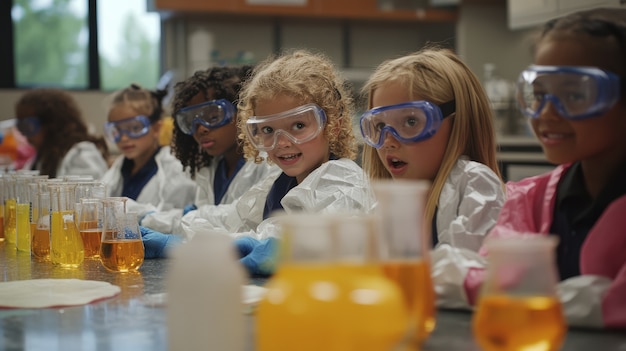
[104,115,151,143]
[516,65,621,120]
[16,116,41,137]
[359,100,456,148]
[174,99,236,135]
[245,103,327,152]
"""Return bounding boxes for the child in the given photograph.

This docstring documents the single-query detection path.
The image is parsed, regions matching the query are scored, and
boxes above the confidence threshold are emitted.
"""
[360,47,505,253]
[100,84,196,211]
[147,50,373,275]
[15,88,109,178]
[461,8,626,329]
[139,66,279,247]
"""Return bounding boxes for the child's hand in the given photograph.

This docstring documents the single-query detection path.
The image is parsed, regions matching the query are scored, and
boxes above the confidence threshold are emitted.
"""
[140,226,182,259]
[234,237,278,276]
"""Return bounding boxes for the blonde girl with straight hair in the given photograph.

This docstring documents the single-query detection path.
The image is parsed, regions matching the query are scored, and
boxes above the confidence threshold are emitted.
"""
[361,46,505,253]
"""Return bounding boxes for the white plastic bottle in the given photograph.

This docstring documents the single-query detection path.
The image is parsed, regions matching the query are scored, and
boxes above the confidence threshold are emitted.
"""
[166,232,245,351]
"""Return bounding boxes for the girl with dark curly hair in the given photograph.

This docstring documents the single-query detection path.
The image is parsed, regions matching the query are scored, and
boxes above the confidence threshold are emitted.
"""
[15,88,108,178]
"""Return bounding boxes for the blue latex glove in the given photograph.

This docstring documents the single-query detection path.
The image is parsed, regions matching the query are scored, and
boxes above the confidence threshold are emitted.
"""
[234,237,278,276]
[140,226,182,259]
[182,204,197,215]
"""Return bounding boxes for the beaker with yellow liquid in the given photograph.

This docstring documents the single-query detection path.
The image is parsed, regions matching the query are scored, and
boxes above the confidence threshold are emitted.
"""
[32,190,50,260]
[472,235,566,351]
[49,183,84,268]
[256,213,409,351]
[372,179,436,347]
[4,177,17,245]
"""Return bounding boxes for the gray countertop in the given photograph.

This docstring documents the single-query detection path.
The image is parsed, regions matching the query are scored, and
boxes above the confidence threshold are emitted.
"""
[1,242,625,351]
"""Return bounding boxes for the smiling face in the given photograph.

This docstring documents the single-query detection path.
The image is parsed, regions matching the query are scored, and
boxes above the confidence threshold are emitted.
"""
[371,81,452,181]
[185,91,239,158]
[531,34,626,166]
[254,94,330,183]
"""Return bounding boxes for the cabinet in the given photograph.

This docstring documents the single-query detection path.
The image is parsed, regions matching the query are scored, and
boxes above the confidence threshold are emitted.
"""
[153,0,458,22]
[507,0,623,29]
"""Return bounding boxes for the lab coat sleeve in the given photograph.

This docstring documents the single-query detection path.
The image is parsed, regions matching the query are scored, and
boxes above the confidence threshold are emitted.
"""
[100,155,124,197]
[144,147,196,211]
[436,159,505,252]
[57,141,108,179]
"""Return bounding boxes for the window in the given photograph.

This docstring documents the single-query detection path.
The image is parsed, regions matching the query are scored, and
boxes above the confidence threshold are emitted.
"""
[4,0,160,90]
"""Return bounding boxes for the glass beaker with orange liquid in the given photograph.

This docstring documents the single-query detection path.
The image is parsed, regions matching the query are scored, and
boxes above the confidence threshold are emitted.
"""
[372,179,436,347]
[100,198,144,272]
[4,176,17,246]
[472,235,566,351]
[32,189,51,260]
[256,213,409,351]
[49,183,84,267]
[78,198,104,259]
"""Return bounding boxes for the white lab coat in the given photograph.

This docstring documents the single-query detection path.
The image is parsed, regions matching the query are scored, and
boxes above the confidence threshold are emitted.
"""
[182,158,375,241]
[141,155,280,235]
[100,146,196,214]
[24,141,109,179]
[434,156,505,252]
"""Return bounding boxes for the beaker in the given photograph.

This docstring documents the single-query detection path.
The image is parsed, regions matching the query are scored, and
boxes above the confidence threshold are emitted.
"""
[100,198,144,272]
[78,198,104,259]
[472,235,566,351]
[49,183,84,267]
[372,179,435,346]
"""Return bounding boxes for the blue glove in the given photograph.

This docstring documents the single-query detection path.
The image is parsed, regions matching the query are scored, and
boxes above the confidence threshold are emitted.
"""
[140,226,182,259]
[182,204,197,215]
[234,237,278,276]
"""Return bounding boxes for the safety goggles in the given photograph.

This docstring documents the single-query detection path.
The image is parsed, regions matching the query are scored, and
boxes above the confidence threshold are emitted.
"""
[245,103,327,151]
[174,99,236,135]
[516,65,621,120]
[16,116,41,137]
[104,115,151,143]
[359,100,456,148]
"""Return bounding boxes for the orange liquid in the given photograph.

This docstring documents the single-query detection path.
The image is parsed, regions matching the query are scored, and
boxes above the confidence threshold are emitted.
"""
[100,240,144,272]
[473,295,565,351]
[16,203,31,252]
[0,203,4,241]
[79,220,101,258]
[257,264,408,351]
[4,199,16,245]
[382,259,436,343]
[50,211,84,268]
[32,226,50,260]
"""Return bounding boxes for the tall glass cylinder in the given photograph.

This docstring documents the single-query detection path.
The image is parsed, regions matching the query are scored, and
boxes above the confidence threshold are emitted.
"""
[4,177,17,245]
[32,191,51,260]
[49,183,84,267]
[372,179,435,346]
[256,213,408,351]
[78,198,104,259]
[0,176,5,242]
[15,176,34,252]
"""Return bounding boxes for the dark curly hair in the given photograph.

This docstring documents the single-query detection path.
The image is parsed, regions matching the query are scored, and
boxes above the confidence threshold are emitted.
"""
[15,88,109,178]
[170,65,253,178]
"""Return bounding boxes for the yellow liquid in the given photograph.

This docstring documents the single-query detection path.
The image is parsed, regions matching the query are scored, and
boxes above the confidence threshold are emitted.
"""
[16,203,31,252]
[50,211,84,268]
[0,203,4,241]
[382,259,436,343]
[32,226,50,260]
[473,295,566,351]
[79,220,101,258]
[4,199,16,245]
[100,240,144,272]
[256,264,409,351]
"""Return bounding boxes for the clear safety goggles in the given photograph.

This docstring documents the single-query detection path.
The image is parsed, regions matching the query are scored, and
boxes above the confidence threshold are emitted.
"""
[359,100,456,148]
[516,65,621,120]
[104,115,151,143]
[245,103,327,151]
[16,116,41,137]
[174,99,236,135]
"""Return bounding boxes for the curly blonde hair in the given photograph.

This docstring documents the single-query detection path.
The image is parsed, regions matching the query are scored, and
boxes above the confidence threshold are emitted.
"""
[237,50,357,163]
[361,47,503,226]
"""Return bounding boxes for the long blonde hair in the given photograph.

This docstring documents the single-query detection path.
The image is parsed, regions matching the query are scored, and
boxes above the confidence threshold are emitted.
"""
[237,49,357,162]
[361,47,503,225]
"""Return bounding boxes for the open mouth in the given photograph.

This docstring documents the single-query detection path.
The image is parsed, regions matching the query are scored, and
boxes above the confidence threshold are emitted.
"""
[278,153,301,160]
[388,157,407,169]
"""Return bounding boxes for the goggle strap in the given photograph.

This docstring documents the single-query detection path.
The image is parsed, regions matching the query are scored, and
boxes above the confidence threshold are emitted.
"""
[439,100,456,118]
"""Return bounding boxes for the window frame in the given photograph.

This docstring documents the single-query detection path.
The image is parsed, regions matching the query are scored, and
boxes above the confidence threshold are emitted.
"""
[1,0,160,90]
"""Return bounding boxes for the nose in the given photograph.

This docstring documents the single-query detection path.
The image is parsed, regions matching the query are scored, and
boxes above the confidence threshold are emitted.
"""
[274,131,292,149]
[537,98,563,122]
[379,129,399,149]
